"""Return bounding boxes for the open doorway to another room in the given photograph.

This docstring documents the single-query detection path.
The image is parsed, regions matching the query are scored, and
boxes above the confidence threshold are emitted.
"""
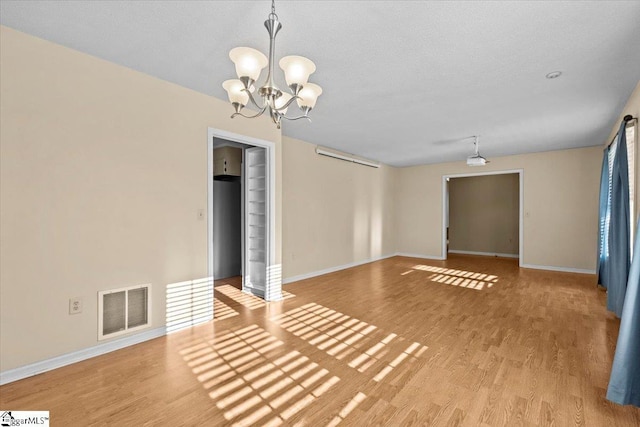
[211,138,248,290]
[207,128,280,304]
[443,170,523,265]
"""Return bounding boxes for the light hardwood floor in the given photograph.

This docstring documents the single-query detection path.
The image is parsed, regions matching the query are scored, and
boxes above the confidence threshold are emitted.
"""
[2,255,639,426]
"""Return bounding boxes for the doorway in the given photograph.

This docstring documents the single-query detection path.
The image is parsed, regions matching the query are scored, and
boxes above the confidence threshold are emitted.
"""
[207,128,280,301]
[211,138,247,287]
[442,169,523,266]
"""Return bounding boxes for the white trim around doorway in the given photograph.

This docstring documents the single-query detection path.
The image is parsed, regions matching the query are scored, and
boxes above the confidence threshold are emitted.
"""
[207,128,278,297]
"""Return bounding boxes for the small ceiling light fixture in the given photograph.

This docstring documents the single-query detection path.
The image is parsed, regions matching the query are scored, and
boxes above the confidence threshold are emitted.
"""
[467,136,489,166]
[545,71,562,79]
[222,0,322,129]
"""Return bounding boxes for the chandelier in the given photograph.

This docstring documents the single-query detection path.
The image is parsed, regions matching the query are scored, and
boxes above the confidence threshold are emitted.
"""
[222,0,322,129]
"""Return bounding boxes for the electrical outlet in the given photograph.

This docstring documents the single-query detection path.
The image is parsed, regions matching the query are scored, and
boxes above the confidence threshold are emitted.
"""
[69,297,82,315]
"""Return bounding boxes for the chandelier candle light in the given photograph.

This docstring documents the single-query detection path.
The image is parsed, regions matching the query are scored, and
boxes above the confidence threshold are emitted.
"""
[222,0,322,129]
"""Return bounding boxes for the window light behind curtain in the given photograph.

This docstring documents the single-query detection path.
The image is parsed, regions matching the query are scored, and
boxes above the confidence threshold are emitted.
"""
[627,125,636,247]
[600,125,636,261]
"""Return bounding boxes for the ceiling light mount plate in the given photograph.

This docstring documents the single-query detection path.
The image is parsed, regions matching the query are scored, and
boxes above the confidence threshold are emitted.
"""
[545,71,562,79]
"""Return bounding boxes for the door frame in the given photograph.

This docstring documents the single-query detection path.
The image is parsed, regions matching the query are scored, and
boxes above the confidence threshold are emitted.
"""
[441,169,524,266]
[207,128,277,296]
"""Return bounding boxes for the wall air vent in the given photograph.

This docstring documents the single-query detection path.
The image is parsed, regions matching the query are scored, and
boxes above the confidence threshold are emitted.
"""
[98,284,151,340]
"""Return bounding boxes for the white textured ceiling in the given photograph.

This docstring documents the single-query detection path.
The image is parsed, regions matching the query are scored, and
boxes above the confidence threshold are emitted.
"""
[2,1,640,166]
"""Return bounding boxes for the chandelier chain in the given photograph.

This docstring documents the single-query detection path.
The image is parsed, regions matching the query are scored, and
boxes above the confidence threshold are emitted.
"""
[270,0,277,19]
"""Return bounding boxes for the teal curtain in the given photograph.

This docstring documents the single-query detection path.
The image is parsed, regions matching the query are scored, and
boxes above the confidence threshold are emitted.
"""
[607,216,640,406]
[606,122,630,317]
[597,147,610,286]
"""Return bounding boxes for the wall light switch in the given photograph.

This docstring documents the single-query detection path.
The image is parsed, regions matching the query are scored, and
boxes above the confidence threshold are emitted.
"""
[69,297,82,315]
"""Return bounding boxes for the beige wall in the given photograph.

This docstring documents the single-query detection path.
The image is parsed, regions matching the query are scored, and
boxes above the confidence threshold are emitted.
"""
[448,173,519,255]
[0,26,280,371]
[282,138,397,279]
[396,147,602,271]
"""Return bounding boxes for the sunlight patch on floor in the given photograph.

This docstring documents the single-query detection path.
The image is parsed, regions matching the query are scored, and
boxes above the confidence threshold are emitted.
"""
[216,285,267,309]
[214,298,240,321]
[215,285,296,311]
[373,342,427,382]
[270,303,378,361]
[281,290,296,300]
[326,392,368,427]
[270,303,429,383]
[177,299,430,425]
[348,333,396,373]
[411,265,498,290]
[178,324,339,426]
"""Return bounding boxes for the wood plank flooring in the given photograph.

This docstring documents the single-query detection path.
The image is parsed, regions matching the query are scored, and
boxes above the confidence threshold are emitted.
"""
[2,255,640,426]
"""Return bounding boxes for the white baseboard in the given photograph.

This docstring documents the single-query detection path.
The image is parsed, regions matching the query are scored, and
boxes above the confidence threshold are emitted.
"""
[520,263,595,275]
[283,253,395,284]
[448,250,519,259]
[0,326,166,386]
[394,252,445,261]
